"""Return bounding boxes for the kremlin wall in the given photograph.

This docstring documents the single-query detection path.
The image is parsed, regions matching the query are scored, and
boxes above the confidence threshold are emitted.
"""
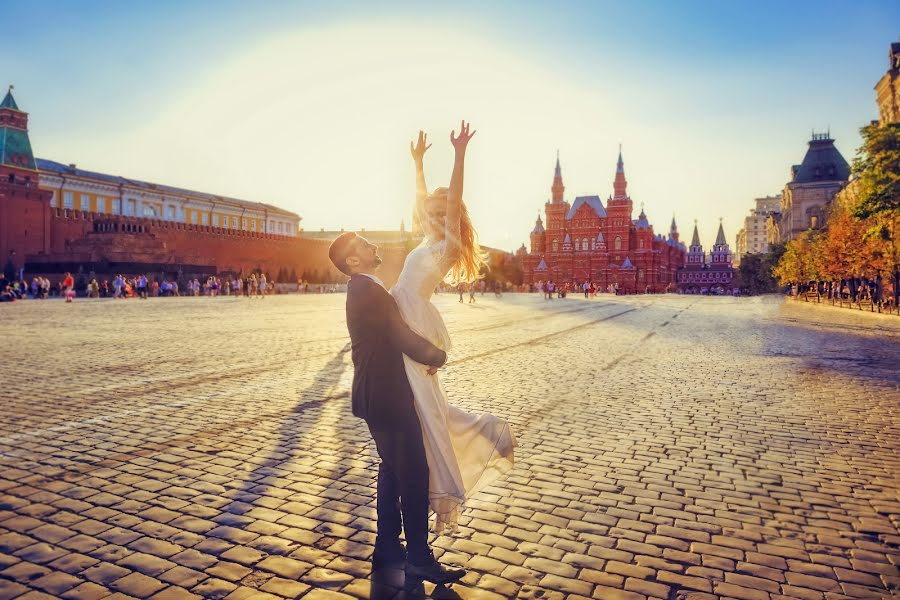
[0,89,414,286]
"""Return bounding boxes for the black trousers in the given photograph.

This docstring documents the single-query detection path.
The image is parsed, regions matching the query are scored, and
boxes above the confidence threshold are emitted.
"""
[367,422,431,565]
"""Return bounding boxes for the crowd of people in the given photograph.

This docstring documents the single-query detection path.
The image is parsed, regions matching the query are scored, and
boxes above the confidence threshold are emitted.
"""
[535,280,623,299]
[0,272,347,302]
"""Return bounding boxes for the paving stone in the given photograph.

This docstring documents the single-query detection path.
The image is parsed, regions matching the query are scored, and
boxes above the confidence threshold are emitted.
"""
[256,556,313,579]
[204,561,252,582]
[59,581,112,600]
[110,572,167,598]
[31,571,84,595]
[1,561,52,584]
[189,578,238,599]
[81,563,132,586]
[0,580,30,599]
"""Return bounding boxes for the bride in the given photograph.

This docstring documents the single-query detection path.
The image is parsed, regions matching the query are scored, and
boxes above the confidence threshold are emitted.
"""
[391,121,516,534]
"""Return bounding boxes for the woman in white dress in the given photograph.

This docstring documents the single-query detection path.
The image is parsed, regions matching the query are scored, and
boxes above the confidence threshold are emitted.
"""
[391,122,516,534]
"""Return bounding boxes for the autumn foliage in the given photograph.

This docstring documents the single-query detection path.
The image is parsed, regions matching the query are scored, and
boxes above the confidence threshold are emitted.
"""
[774,123,900,308]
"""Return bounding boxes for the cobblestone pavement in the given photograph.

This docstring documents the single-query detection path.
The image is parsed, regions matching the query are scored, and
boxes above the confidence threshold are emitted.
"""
[0,293,898,600]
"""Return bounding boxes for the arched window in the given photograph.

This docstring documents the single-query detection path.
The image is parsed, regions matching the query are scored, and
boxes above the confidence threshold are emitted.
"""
[552,239,559,252]
[142,205,158,217]
[614,236,622,251]
[639,239,644,249]
[583,238,589,251]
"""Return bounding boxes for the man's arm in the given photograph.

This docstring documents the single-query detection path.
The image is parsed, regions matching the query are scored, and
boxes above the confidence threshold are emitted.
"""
[383,293,446,368]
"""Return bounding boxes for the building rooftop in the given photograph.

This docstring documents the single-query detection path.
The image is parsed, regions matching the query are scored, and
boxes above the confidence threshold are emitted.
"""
[790,134,850,185]
[565,195,607,220]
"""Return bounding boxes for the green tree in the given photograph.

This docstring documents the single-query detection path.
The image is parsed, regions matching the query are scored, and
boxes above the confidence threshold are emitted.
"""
[852,122,900,219]
[738,245,785,295]
[852,122,900,306]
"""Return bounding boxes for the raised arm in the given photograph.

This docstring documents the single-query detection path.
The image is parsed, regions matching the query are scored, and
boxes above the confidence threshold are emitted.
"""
[410,130,431,232]
[445,120,476,263]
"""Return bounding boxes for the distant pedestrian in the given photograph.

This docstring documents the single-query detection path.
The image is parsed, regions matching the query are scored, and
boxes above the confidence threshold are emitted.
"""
[62,272,75,303]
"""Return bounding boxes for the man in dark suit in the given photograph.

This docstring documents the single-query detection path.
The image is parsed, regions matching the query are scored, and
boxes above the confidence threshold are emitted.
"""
[329,232,465,594]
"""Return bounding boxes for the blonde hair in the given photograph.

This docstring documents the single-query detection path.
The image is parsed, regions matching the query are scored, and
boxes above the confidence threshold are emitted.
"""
[427,187,489,285]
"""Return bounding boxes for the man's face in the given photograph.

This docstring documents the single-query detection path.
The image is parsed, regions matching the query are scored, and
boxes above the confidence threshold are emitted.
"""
[346,235,382,272]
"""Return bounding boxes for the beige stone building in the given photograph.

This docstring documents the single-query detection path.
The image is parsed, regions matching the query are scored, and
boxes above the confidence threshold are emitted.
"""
[772,133,850,244]
[734,195,781,264]
[875,39,900,124]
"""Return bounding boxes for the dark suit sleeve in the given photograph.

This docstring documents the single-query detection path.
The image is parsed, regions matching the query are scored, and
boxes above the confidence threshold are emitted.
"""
[383,289,447,368]
[346,279,378,345]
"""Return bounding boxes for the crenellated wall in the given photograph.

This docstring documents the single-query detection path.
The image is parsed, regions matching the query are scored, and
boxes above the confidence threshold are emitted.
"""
[12,205,412,286]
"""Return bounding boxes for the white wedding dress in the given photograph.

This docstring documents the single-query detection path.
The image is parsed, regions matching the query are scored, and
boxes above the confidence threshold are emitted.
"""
[391,238,516,533]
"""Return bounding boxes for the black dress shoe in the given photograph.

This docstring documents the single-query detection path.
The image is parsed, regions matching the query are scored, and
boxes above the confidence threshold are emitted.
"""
[404,559,466,586]
[372,541,407,570]
[404,581,426,599]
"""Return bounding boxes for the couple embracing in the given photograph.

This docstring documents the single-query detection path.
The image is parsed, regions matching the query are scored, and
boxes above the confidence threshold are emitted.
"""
[328,121,516,595]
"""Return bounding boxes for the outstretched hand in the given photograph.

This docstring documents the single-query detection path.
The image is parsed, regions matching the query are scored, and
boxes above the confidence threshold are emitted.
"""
[410,130,431,163]
[450,120,476,153]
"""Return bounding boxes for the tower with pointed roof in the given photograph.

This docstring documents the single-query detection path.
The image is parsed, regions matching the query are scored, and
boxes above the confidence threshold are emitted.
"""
[606,146,633,263]
[551,150,564,203]
[686,221,705,266]
[669,217,679,243]
[0,87,53,272]
[544,153,570,273]
[530,213,545,255]
[676,220,735,293]
[710,220,732,267]
[0,87,38,181]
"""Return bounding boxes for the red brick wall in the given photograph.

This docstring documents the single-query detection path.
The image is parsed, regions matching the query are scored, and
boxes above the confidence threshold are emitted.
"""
[0,183,52,270]
[9,207,412,286]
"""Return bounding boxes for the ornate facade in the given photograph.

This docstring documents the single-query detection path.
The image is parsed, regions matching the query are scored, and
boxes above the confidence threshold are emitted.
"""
[875,39,900,124]
[521,151,685,293]
[676,221,736,294]
[768,133,850,244]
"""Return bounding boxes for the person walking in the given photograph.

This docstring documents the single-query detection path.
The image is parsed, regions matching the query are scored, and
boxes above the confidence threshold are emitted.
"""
[62,272,75,303]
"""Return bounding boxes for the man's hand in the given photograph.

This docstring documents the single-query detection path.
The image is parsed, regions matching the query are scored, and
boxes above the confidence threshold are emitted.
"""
[426,366,439,376]
[410,130,431,163]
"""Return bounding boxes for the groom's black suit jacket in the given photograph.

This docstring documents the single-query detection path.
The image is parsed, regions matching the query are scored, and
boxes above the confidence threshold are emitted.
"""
[345,274,446,432]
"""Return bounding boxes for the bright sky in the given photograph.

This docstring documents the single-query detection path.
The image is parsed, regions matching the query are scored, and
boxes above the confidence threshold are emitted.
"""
[3,1,898,250]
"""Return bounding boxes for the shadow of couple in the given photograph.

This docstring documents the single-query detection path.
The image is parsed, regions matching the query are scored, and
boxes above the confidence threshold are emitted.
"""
[370,566,463,599]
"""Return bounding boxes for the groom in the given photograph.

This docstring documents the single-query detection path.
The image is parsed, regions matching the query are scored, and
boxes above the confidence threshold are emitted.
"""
[329,232,466,593]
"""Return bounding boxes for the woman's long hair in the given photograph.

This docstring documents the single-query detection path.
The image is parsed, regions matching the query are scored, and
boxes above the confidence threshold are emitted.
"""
[427,187,489,285]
